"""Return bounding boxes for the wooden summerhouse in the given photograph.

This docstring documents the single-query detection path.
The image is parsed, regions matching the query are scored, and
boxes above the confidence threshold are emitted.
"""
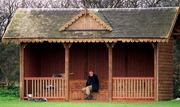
[2,7,180,101]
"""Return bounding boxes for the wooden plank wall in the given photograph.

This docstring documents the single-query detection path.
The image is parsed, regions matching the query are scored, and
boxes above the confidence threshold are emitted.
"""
[67,15,106,30]
[24,43,65,77]
[40,44,65,77]
[69,43,108,100]
[158,38,173,100]
[24,46,41,77]
[87,44,108,81]
[113,43,154,77]
[25,42,153,79]
[69,44,87,80]
[69,43,108,80]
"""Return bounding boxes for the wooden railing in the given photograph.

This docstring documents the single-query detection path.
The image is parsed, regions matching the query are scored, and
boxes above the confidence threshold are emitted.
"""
[24,77,154,100]
[24,77,65,99]
[112,77,154,99]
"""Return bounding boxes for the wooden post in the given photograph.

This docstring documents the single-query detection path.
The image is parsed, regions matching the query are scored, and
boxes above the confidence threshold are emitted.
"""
[153,43,158,101]
[20,43,26,99]
[106,43,115,101]
[63,43,72,101]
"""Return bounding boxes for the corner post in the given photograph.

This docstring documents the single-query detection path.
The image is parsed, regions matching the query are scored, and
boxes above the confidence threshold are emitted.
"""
[63,43,72,101]
[153,43,159,101]
[106,43,115,101]
[20,43,26,99]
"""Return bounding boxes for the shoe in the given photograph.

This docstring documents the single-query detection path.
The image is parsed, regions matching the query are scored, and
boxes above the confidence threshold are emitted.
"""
[88,94,93,100]
[85,94,93,100]
[84,94,89,100]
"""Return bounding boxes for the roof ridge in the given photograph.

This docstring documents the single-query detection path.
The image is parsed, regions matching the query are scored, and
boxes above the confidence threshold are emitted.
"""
[16,7,178,12]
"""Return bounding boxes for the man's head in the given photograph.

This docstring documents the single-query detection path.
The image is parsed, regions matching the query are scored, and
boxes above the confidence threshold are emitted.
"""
[89,70,94,77]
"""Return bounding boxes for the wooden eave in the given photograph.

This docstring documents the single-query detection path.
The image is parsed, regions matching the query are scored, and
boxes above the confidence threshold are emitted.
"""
[2,37,169,43]
[166,7,179,41]
[167,7,180,40]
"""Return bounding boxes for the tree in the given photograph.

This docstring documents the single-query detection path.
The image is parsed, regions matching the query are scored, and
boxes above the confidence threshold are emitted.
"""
[0,42,19,85]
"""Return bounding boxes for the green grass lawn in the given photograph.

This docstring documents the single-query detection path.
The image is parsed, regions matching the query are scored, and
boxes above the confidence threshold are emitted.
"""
[0,96,180,107]
[0,88,180,107]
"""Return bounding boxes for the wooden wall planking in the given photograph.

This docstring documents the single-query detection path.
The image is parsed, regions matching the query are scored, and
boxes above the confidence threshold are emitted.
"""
[158,38,173,100]
[40,45,65,77]
[24,43,65,77]
[25,42,154,78]
[87,44,108,81]
[69,44,87,80]
[113,43,154,77]
[24,46,41,77]
[67,15,106,30]
[69,43,108,81]
[69,43,108,100]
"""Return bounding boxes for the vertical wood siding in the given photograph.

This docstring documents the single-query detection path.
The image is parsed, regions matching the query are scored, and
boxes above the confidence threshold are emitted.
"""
[69,43,108,80]
[24,43,65,77]
[24,46,41,77]
[69,44,87,80]
[113,43,154,77]
[69,43,108,100]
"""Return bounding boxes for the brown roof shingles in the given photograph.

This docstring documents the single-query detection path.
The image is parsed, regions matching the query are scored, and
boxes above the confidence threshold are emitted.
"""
[2,7,179,43]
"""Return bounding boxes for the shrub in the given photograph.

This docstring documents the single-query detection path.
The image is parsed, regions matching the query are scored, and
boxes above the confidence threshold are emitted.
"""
[0,83,19,97]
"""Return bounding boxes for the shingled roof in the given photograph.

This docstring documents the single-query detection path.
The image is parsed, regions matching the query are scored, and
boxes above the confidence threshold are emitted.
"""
[2,7,179,43]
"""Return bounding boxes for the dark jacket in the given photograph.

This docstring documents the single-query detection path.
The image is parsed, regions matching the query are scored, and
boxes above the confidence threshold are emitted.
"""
[86,74,99,92]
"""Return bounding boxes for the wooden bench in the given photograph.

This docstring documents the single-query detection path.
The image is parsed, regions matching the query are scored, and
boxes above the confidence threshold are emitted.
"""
[91,90,108,100]
[69,80,108,100]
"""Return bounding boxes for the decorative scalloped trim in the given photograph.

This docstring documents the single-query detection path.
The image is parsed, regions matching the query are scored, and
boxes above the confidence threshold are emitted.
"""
[2,37,168,44]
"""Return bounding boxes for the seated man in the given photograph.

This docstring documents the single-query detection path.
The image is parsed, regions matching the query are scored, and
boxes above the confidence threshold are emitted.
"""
[82,70,99,100]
